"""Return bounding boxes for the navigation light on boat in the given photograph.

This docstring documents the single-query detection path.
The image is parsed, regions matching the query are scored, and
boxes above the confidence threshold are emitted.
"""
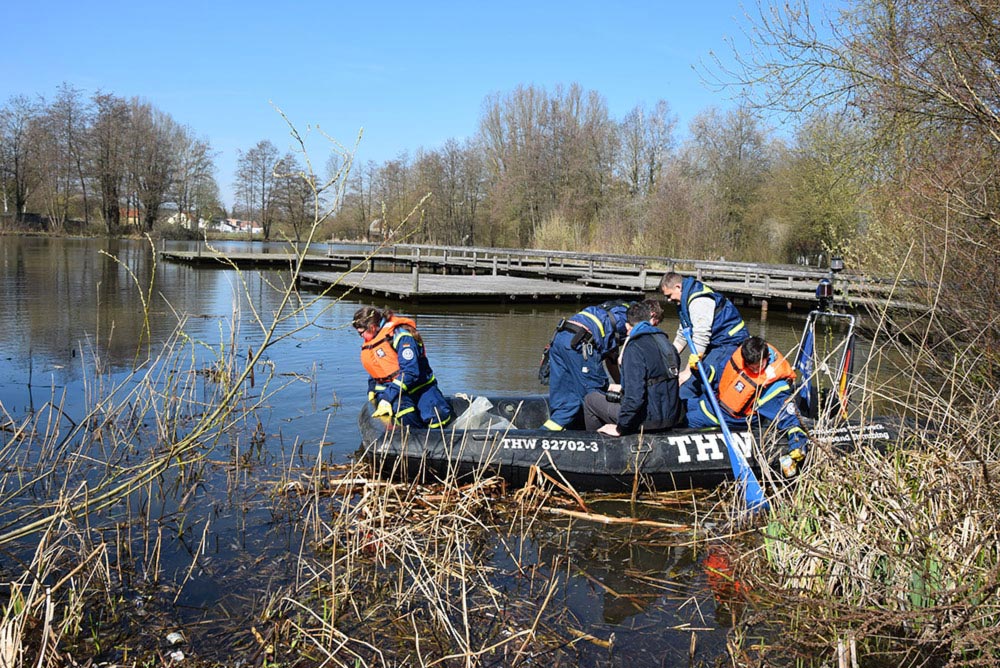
[816,278,833,301]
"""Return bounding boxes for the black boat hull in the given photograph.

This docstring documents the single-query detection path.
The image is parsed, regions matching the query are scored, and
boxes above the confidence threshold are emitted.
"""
[358,394,900,493]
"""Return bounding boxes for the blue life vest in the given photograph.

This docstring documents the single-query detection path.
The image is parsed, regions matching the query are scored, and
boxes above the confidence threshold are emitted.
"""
[565,300,630,358]
[678,277,748,349]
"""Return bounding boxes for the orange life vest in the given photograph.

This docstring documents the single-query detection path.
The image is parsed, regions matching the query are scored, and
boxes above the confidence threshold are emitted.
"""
[360,315,419,383]
[718,345,796,418]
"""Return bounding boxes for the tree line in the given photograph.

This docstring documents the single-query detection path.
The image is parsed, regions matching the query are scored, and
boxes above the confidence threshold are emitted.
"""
[5,0,994,282]
[331,84,864,265]
[0,84,862,262]
[0,85,222,234]
[723,0,1000,366]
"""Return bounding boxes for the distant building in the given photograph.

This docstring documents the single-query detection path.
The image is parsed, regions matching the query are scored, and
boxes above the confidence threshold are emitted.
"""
[217,218,263,236]
[165,213,262,235]
[119,208,142,225]
[165,211,195,229]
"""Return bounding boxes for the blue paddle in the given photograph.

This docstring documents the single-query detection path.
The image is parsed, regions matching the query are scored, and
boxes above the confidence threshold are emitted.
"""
[681,328,769,513]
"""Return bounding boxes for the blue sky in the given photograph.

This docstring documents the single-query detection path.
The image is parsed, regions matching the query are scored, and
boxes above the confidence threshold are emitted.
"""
[5,1,841,208]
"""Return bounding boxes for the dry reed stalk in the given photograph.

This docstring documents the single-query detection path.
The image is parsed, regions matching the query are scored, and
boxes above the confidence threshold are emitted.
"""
[264,419,757,667]
[0,121,371,663]
[733,297,1000,666]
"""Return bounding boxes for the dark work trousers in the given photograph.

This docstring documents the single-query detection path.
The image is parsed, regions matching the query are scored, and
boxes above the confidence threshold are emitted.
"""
[583,391,620,431]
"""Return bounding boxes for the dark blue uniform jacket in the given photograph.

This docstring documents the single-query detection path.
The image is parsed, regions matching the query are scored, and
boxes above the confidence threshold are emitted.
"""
[617,322,682,434]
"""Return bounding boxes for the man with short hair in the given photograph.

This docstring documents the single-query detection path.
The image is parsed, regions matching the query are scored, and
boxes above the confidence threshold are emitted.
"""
[583,302,681,436]
[659,271,749,399]
[687,335,809,466]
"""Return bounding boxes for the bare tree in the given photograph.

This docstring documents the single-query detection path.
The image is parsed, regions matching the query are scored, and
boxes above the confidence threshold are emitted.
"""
[91,93,130,234]
[479,83,615,247]
[372,154,411,237]
[128,100,180,231]
[618,100,676,197]
[725,0,1000,361]
[234,139,279,239]
[349,160,378,241]
[480,84,551,245]
[682,105,775,255]
[273,152,315,242]
[0,95,43,223]
[170,132,218,229]
[34,85,92,229]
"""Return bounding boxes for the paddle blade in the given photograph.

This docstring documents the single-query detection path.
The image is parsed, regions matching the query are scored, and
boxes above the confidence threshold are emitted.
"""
[680,327,769,514]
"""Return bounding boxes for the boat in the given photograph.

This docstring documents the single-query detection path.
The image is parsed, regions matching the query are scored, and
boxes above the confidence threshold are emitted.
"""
[357,393,902,493]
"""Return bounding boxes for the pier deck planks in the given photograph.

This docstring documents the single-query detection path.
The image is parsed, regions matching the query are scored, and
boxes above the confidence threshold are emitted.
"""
[298,271,637,302]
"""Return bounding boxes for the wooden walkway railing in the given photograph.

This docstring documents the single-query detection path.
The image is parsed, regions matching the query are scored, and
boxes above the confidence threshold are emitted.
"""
[157,241,925,311]
[326,242,924,311]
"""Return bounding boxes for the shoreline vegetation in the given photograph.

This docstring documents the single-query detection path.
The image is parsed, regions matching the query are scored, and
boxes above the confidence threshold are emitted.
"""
[4,0,1000,664]
[1,234,996,667]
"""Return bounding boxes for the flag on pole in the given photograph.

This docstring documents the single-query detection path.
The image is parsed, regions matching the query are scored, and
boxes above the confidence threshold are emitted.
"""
[796,321,817,418]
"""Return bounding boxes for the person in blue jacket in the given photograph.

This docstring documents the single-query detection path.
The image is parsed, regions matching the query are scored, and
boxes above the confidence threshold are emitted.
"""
[542,299,631,430]
[687,335,809,472]
[659,272,749,401]
[353,306,453,429]
[583,302,681,435]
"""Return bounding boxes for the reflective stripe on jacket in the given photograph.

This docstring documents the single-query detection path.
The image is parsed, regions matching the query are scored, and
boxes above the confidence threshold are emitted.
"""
[565,302,630,358]
[678,277,748,349]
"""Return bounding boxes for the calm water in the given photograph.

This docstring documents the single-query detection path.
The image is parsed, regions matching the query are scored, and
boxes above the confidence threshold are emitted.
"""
[0,236,820,663]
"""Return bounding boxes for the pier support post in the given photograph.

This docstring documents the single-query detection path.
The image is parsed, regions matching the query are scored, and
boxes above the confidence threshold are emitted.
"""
[639,268,647,289]
[760,299,769,322]
[492,258,498,276]
[412,264,420,292]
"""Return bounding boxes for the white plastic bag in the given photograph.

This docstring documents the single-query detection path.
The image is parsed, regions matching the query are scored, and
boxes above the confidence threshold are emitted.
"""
[452,396,513,430]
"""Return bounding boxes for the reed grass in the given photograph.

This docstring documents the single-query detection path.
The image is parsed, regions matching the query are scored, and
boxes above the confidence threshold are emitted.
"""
[252,420,753,667]
[0,118,373,666]
[739,298,1000,667]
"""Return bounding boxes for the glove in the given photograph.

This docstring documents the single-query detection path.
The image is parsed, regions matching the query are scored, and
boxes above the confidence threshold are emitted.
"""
[788,430,808,458]
[688,353,701,370]
[368,391,377,405]
[372,400,394,418]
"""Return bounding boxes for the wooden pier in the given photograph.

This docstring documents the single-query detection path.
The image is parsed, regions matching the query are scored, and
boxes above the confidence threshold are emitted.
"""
[158,248,336,269]
[298,270,637,303]
[158,242,925,311]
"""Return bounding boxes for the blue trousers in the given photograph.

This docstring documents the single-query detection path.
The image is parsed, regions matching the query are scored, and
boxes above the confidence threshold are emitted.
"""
[547,330,608,428]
